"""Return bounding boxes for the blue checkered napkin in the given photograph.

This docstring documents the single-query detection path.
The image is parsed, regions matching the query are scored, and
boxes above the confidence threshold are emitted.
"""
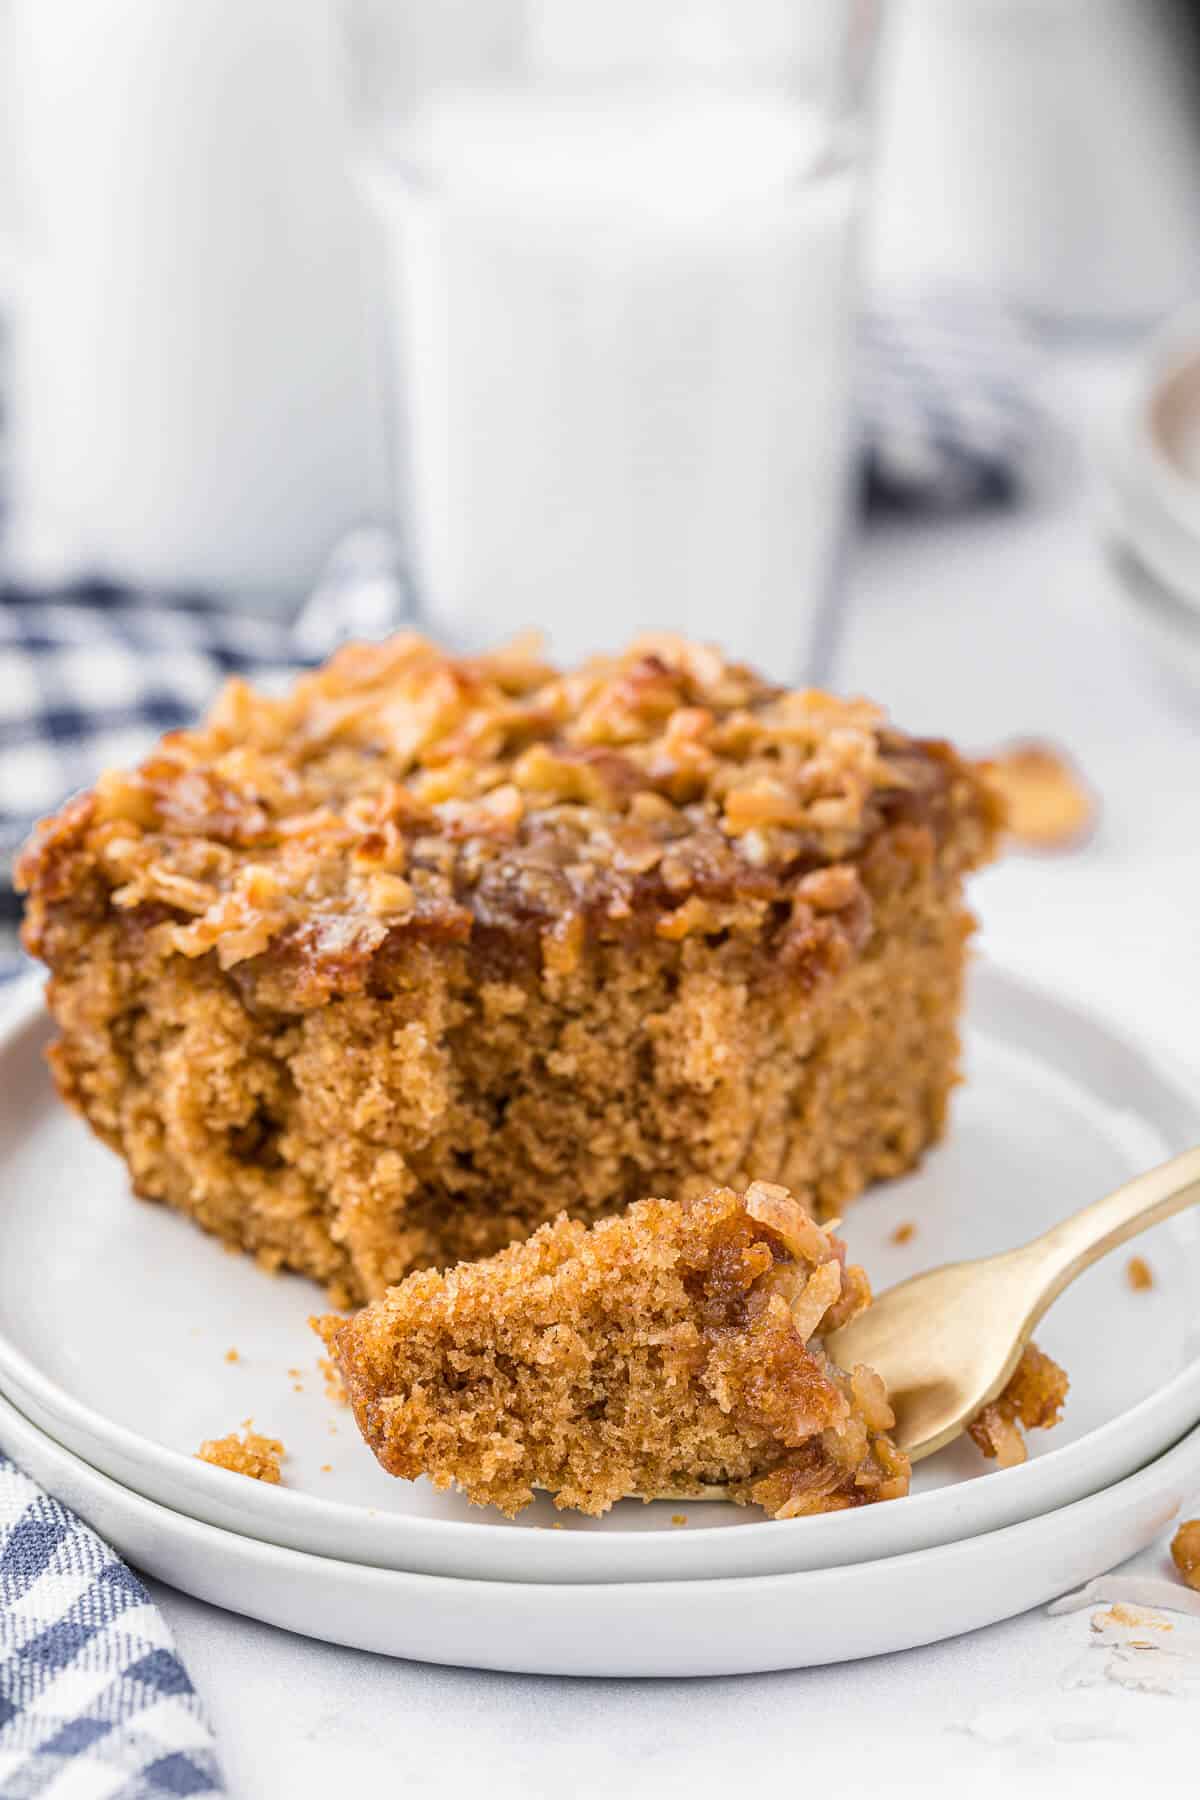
[0,530,412,876]
[0,1453,223,1798]
[0,529,412,984]
[860,288,1048,510]
[0,590,295,869]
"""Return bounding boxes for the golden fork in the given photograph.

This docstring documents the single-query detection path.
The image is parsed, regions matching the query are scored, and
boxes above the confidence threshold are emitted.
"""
[827,1143,1200,1461]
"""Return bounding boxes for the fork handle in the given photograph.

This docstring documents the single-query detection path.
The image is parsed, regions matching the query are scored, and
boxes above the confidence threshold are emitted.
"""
[1020,1144,1200,1323]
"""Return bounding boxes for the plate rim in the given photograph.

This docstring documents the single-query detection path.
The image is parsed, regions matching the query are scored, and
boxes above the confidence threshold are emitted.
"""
[2,1383,1197,1676]
[2,960,1199,1585]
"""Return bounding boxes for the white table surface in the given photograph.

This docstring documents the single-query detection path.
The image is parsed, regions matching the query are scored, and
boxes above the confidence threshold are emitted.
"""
[135,345,1197,1796]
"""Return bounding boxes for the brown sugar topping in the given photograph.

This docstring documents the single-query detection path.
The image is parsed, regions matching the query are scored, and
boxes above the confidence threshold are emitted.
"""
[17,632,998,997]
[196,1428,284,1484]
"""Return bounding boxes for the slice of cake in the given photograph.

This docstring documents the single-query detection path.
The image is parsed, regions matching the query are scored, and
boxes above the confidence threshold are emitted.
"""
[18,633,1000,1305]
[317,1182,910,1519]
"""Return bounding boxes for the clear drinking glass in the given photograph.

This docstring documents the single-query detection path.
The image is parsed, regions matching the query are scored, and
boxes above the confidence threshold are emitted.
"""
[342,1,883,675]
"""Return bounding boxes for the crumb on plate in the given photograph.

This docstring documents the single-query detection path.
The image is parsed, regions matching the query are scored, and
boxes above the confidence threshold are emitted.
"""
[890,1222,916,1246]
[224,1347,239,1364]
[196,1429,284,1484]
[967,1344,1069,1469]
[317,1352,348,1407]
[1126,1256,1154,1292]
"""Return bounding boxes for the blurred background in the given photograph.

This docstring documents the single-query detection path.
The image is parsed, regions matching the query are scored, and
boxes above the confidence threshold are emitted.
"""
[0,0,1197,1048]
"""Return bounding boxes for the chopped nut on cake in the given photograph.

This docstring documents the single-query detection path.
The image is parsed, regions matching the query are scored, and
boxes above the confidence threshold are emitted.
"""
[318,1182,910,1520]
[983,739,1095,850]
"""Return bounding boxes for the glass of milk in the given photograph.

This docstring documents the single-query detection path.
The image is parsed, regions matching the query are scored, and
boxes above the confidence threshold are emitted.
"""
[343,1,883,675]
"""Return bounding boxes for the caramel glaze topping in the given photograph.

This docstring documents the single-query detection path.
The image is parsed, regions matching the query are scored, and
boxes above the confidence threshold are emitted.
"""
[18,632,1000,1008]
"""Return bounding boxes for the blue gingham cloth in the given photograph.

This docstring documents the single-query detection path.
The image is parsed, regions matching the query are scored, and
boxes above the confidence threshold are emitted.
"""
[859,289,1048,510]
[0,1453,222,1798]
[0,529,412,962]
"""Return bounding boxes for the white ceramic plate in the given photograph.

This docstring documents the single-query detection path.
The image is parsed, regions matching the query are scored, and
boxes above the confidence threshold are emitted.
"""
[1,1388,1196,1677]
[0,964,1198,1585]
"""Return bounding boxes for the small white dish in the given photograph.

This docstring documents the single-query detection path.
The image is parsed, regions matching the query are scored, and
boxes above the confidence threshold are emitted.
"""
[0,963,1197,1584]
[1109,301,1200,623]
[1,1387,1196,1677]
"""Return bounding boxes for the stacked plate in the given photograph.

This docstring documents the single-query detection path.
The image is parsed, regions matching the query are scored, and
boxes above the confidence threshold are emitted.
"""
[2,967,1198,1677]
[1108,303,1200,699]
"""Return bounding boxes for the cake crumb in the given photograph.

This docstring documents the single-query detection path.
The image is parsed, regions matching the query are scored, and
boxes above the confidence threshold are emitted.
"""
[318,1355,348,1407]
[320,1463,333,1474]
[968,1344,1069,1468]
[224,1347,240,1364]
[984,740,1095,851]
[1172,1521,1200,1591]
[890,1222,916,1246]
[196,1429,284,1484]
[671,1513,688,1527]
[292,1383,304,1393]
[1126,1256,1154,1292]
[287,1367,302,1378]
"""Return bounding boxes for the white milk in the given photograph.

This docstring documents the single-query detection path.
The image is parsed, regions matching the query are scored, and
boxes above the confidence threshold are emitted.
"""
[374,89,860,672]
